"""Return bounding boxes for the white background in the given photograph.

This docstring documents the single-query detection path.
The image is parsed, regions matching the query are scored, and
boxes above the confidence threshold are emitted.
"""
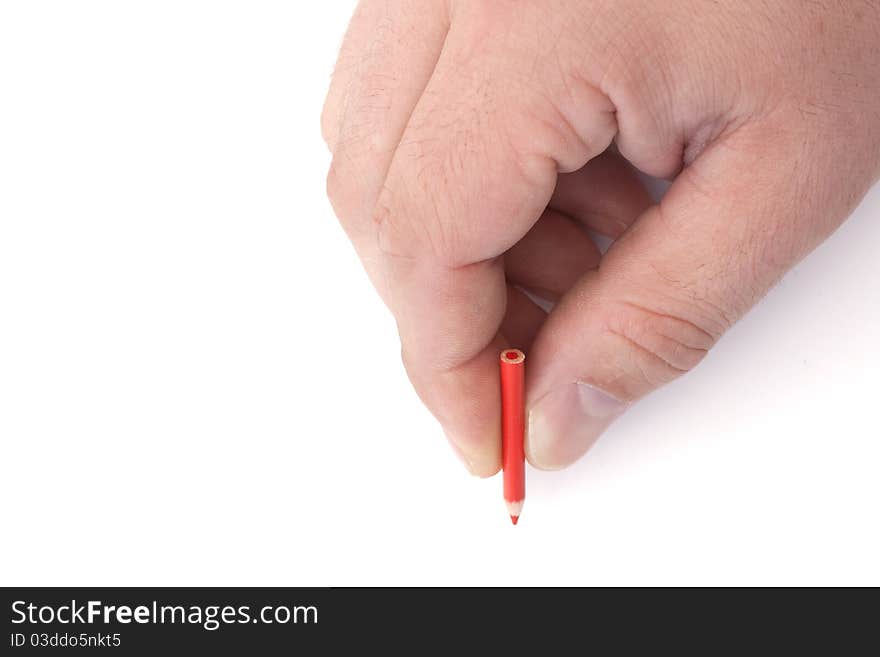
[1,1,878,586]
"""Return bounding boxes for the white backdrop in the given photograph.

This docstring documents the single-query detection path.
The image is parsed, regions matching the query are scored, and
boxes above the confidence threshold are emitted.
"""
[1,1,878,586]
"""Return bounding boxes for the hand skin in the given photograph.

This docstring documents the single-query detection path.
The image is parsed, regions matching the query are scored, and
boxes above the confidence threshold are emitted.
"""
[322,0,880,475]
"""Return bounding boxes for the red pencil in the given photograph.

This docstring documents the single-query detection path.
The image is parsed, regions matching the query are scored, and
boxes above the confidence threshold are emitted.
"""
[500,349,525,525]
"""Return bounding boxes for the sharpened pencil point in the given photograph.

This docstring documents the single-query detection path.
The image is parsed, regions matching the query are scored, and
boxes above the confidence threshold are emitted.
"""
[501,350,526,526]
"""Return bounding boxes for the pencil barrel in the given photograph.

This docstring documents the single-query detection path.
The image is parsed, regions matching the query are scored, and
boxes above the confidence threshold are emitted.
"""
[500,349,525,504]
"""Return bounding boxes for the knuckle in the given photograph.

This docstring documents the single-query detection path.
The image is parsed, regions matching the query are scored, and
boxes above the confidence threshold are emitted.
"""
[601,300,718,387]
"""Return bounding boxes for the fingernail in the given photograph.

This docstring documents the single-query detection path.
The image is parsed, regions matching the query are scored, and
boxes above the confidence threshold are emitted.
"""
[445,431,479,476]
[527,383,628,470]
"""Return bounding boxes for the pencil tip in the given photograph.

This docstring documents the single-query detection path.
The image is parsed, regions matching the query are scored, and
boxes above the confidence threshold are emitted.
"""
[505,500,523,524]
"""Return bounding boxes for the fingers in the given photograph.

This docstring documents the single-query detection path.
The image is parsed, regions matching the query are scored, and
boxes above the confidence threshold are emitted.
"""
[324,0,449,302]
[525,120,854,470]
[366,7,619,473]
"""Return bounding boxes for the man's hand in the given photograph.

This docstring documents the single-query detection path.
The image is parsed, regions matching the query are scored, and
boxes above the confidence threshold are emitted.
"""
[322,0,880,474]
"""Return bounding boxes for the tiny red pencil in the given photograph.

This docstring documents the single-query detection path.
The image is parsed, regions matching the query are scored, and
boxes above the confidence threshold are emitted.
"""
[500,349,525,525]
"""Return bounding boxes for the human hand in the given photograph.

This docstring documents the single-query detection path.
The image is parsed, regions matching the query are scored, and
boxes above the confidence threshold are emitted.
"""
[322,0,880,474]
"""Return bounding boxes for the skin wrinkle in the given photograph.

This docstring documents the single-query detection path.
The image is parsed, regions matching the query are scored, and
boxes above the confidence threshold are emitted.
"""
[602,260,733,341]
[519,95,613,174]
[645,258,737,334]
[605,327,693,375]
[613,300,716,348]
[521,7,565,86]
[603,16,686,176]
[601,307,712,375]
[606,328,687,390]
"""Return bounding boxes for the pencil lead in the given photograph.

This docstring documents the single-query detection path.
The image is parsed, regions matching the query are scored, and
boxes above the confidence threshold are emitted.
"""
[510,515,519,525]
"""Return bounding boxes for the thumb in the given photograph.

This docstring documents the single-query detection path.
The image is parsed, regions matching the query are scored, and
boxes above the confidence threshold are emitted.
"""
[525,120,870,470]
